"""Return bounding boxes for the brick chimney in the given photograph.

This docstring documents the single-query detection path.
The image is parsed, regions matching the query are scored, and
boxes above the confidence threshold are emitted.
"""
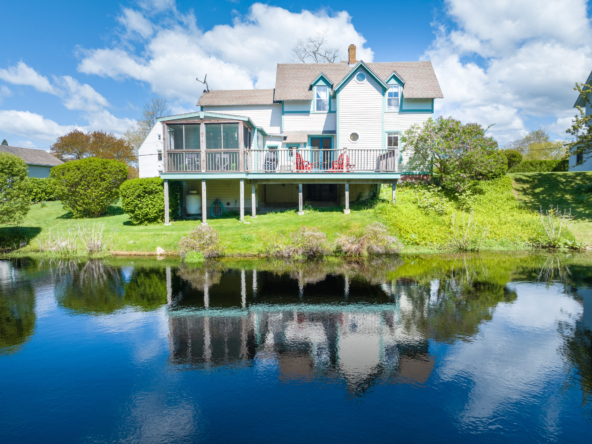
[348,44,356,65]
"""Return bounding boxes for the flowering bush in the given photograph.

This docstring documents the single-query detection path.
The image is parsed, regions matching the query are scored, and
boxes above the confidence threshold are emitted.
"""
[402,117,506,193]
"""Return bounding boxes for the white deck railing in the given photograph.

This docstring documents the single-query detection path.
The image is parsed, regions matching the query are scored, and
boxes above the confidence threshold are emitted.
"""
[166,148,403,173]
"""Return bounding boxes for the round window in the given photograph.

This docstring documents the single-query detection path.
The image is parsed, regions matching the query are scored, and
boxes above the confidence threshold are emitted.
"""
[349,132,359,142]
[355,72,366,83]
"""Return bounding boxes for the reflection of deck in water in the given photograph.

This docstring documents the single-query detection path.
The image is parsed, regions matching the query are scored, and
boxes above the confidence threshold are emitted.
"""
[166,267,434,394]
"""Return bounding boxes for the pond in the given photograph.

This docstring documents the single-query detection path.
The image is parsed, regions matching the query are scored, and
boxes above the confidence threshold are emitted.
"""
[1,255,592,443]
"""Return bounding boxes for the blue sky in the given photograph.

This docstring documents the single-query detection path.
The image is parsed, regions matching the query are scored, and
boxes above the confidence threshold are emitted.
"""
[0,0,590,149]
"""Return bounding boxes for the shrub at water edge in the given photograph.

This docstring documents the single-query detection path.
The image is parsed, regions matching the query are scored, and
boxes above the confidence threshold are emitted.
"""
[179,224,224,258]
[29,177,57,203]
[0,153,31,224]
[51,158,128,218]
[335,222,401,256]
[120,177,181,224]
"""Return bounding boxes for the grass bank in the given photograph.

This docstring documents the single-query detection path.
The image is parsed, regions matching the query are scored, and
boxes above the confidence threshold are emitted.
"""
[1,174,580,258]
[510,172,592,245]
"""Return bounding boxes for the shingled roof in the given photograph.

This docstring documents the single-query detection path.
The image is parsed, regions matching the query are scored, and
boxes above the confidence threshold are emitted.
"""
[275,61,443,101]
[0,146,63,167]
[198,89,275,106]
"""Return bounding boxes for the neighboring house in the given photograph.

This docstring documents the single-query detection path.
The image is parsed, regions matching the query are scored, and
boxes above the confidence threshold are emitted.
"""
[138,44,443,223]
[0,145,63,178]
[569,70,592,171]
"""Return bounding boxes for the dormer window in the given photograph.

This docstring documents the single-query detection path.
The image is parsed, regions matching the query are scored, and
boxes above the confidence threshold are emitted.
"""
[387,85,400,111]
[315,85,329,112]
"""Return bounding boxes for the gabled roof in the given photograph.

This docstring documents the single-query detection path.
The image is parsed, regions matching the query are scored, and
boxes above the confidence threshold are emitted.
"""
[0,146,63,167]
[574,70,592,108]
[157,111,269,136]
[275,61,443,101]
[386,70,405,85]
[333,61,389,93]
[197,89,275,107]
[309,73,333,87]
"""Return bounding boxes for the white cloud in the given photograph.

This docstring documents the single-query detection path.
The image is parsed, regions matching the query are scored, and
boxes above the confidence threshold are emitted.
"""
[118,8,154,39]
[0,110,78,142]
[426,0,592,144]
[77,3,372,102]
[0,61,57,95]
[0,85,12,98]
[57,76,110,112]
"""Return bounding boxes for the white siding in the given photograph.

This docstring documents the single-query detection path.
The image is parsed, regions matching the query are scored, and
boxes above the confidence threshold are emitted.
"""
[384,113,431,131]
[284,101,312,112]
[338,68,383,150]
[184,179,257,211]
[400,98,433,111]
[283,113,336,132]
[138,123,163,178]
[202,105,281,134]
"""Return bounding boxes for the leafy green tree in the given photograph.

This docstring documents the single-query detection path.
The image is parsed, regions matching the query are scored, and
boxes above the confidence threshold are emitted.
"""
[402,117,506,193]
[1,139,8,146]
[0,153,31,224]
[510,129,567,160]
[50,158,127,218]
[567,82,592,164]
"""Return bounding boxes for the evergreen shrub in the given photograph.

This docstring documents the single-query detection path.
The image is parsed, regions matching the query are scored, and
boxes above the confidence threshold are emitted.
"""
[50,158,127,218]
[509,159,568,173]
[29,177,57,203]
[120,177,181,224]
[501,150,523,169]
[0,153,31,224]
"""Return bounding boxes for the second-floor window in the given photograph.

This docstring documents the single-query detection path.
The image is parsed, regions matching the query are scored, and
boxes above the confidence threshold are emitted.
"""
[387,85,400,111]
[206,123,239,149]
[168,124,200,150]
[387,133,399,150]
[315,86,329,112]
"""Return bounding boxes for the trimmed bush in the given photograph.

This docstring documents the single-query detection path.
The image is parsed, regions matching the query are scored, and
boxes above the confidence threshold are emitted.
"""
[50,158,128,218]
[0,153,31,224]
[501,149,523,169]
[509,159,568,173]
[120,177,181,225]
[29,177,57,203]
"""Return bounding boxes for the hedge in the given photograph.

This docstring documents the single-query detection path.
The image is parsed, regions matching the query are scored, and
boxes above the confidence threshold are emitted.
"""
[508,159,568,173]
[29,177,58,203]
[51,158,128,218]
[120,177,181,225]
[500,150,523,169]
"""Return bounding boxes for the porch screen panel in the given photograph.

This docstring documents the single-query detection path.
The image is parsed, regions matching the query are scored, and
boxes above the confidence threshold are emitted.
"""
[206,124,222,149]
[223,124,239,149]
[184,124,200,150]
[169,125,184,150]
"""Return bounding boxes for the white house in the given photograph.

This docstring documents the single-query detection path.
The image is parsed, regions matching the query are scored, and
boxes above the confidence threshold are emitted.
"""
[138,44,443,223]
[569,70,592,171]
[0,145,63,178]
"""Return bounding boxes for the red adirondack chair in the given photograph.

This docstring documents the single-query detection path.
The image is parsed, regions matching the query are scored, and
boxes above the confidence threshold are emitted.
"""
[296,152,312,172]
[328,153,355,172]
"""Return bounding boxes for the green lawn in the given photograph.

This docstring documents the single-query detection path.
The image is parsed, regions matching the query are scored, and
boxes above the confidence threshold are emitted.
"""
[5,200,380,256]
[510,172,592,244]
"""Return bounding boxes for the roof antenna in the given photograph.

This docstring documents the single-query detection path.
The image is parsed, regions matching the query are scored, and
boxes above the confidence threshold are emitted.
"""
[196,74,209,93]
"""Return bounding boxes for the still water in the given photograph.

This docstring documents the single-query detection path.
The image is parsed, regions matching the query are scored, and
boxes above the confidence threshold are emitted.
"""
[1,255,592,443]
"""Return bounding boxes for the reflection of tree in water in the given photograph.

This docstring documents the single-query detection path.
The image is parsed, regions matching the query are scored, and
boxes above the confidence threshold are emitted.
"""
[176,262,227,290]
[0,276,36,354]
[559,319,592,420]
[52,260,171,314]
[394,256,517,342]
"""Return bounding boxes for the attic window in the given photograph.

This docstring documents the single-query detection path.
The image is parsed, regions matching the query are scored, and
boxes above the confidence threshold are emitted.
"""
[349,133,359,142]
[315,85,329,112]
[387,85,400,110]
[355,72,366,83]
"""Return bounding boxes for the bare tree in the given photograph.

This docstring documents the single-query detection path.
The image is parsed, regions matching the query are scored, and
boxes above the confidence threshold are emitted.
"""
[124,98,171,155]
[292,32,341,63]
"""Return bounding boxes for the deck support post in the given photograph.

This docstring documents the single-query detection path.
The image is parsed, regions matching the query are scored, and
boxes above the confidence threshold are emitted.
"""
[164,179,170,225]
[298,184,304,215]
[202,179,207,224]
[166,267,172,305]
[240,179,245,222]
[251,184,257,218]
[392,181,397,204]
[344,183,350,214]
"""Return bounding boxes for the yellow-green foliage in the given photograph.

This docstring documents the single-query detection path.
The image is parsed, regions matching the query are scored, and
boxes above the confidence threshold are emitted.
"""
[376,177,546,248]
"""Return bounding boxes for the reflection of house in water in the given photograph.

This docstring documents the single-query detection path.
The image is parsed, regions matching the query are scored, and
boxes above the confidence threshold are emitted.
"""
[167,267,434,395]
